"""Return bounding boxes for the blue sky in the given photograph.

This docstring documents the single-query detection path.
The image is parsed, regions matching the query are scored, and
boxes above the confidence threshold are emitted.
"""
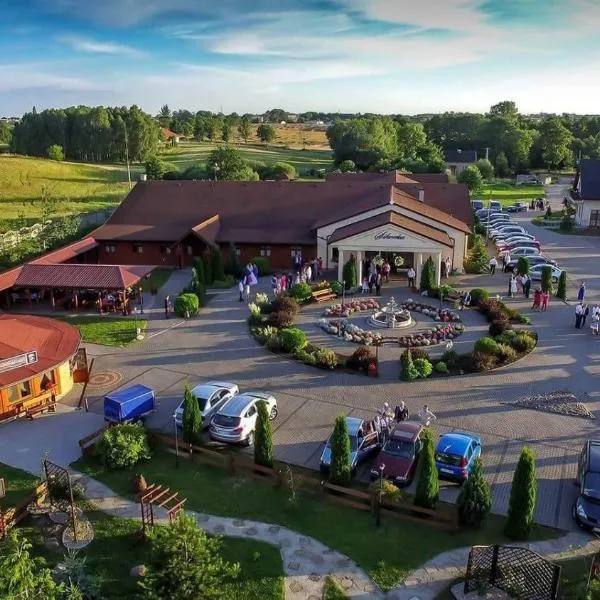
[1,0,600,116]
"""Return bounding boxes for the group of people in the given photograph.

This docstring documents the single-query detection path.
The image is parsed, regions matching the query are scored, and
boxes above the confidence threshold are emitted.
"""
[574,282,599,334]
[238,262,259,302]
[361,258,388,296]
[507,273,532,298]
[293,255,323,279]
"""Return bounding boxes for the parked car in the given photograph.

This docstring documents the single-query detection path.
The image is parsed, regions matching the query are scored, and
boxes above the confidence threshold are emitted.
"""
[174,381,239,428]
[435,432,482,483]
[573,440,600,530]
[489,200,502,212]
[506,202,529,212]
[209,392,277,446]
[370,422,424,485]
[504,255,557,272]
[529,263,563,283]
[104,384,156,424]
[320,417,380,474]
[501,246,541,258]
[471,200,484,211]
[495,232,535,244]
[476,208,502,219]
[497,240,541,252]
[490,226,526,239]
[484,216,511,227]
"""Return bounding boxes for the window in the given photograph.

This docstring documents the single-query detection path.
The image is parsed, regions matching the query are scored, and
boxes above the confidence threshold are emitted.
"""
[160,245,172,255]
[40,370,56,391]
[260,246,271,257]
[104,244,116,253]
[6,380,32,404]
[291,246,302,258]
[132,244,143,254]
[590,210,600,228]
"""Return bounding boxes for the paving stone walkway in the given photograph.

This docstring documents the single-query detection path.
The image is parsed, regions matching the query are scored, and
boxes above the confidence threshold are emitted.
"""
[75,471,600,600]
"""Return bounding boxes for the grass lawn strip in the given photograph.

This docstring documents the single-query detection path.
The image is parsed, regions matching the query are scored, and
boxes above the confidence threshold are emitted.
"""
[18,502,284,600]
[138,267,173,293]
[0,462,39,506]
[478,183,544,207]
[72,449,559,591]
[56,316,147,346]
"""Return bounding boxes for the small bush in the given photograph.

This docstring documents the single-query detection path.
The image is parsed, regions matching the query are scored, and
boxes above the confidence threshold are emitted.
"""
[457,353,477,373]
[494,329,519,346]
[434,361,448,373]
[266,334,283,352]
[368,479,404,503]
[401,348,419,381]
[401,347,430,362]
[470,288,489,306]
[512,332,536,353]
[272,295,300,315]
[556,271,567,300]
[330,280,343,296]
[247,302,262,326]
[47,144,64,161]
[347,346,374,371]
[95,424,151,470]
[414,358,433,378]
[473,351,498,372]
[488,319,511,337]
[278,328,307,353]
[255,292,269,305]
[293,347,317,365]
[496,343,517,363]
[342,258,358,290]
[314,348,338,369]
[250,256,272,275]
[441,349,459,370]
[289,282,312,303]
[517,314,531,324]
[252,325,278,345]
[174,292,199,317]
[474,336,500,356]
[268,309,295,328]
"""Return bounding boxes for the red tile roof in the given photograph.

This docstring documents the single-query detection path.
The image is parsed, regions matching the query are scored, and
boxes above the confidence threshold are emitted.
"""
[328,211,453,247]
[0,314,80,388]
[14,264,154,290]
[325,170,450,185]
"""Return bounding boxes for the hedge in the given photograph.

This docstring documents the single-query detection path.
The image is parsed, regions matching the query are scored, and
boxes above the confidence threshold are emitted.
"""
[174,292,200,317]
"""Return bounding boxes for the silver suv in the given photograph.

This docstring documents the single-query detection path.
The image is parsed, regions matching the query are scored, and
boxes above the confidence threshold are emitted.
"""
[209,392,278,446]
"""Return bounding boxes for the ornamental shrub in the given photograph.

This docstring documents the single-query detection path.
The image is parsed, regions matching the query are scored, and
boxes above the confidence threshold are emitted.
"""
[342,258,357,290]
[329,415,351,486]
[96,423,151,470]
[289,282,312,303]
[496,343,517,363]
[175,292,200,317]
[494,330,518,346]
[540,265,553,292]
[247,302,262,326]
[556,270,567,300]
[193,257,205,286]
[457,458,491,527]
[278,328,307,353]
[414,358,433,378]
[250,256,272,276]
[252,325,278,345]
[401,347,430,362]
[457,353,477,373]
[268,309,295,328]
[414,429,439,509]
[368,479,404,503]
[347,346,374,372]
[466,235,489,274]
[469,288,489,307]
[266,333,283,352]
[517,314,531,324]
[182,382,202,446]
[419,256,436,292]
[505,447,537,540]
[441,349,459,370]
[512,332,536,353]
[474,336,500,356]
[255,292,269,306]
[211,248,225,282]
[434,361,449,373]
[293,347,317,366]
[330,280,343,296]
[473,351,498,372]
[271,295,299,315]
[516,257,529,275]
[489,318,511,337]
[400,348,419,381]
[314,348,338,369]
[254,400,273,468]
[47,144,64,161]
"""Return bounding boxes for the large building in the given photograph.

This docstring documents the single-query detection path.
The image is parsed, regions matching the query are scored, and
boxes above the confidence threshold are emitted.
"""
[0,170,472,303]
[573,159,600,229]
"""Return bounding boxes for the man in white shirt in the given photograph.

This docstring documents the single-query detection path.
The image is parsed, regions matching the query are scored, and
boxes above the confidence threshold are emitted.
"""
[418,405,437,426]
[407,267,416,288]
[488,256,498,275]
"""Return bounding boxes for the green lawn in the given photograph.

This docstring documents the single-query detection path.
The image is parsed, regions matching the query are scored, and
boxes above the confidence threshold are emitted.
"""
[73,449,559,591]
[138,267,172,293]
[0,462,39,506]
[159,140,333,174]
[0,155,139,223]
[19,505,283,600]
[323,575,349,599]
[56,316,147,346]
[477,182,544,207]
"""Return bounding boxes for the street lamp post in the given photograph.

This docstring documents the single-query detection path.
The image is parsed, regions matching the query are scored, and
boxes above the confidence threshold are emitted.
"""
[139,286,144,315]
[376,462,385,527]
[174,416,180,468]
[342,280,346,308]
[213,162,220,181]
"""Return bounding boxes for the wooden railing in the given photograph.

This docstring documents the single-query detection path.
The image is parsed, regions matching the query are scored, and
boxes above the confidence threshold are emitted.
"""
[0,482,48,539]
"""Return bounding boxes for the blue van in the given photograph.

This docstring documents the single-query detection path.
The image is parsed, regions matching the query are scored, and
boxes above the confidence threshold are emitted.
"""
[103,384,156,424]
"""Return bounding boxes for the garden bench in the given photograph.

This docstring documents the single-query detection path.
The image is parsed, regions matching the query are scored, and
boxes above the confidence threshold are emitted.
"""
[312,288,337,303]
[25,399,56,420]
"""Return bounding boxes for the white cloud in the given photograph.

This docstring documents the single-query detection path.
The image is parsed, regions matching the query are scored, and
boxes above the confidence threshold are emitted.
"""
[59,35,146,58]
[0,63,101,92]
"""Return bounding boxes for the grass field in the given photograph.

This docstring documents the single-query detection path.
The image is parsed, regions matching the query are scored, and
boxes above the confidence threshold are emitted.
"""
[478,182,545,207]
[0,155,138,222]
[56,316,147,346]
[160,140,333,174]
[138,268,172,293]
[73,448,559,591]
[0,462,39,505]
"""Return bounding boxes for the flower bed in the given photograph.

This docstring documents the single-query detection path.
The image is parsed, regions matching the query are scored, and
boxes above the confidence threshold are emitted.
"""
[397,323,464,347]
[317,318,384,345]
[323,299,380,318]
[400,301,461,322]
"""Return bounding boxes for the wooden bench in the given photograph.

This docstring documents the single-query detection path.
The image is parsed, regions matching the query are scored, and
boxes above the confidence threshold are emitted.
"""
[312,288,337,303]
[25,399,56,420]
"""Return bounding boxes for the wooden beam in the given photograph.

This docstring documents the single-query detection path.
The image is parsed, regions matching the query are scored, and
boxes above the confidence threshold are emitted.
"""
[150,488,171,505]
[157,491,179,508]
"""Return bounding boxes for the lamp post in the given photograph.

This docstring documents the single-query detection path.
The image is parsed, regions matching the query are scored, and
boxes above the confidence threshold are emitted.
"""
[376,462,385,527]
[174,415,180,468]
[139,286,143,315]
[342,280,346,308]
[213,162,220,181]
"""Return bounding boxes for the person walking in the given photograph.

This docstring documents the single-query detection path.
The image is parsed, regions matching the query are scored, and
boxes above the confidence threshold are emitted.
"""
[541,290,549,311]
[368,272,375,294]
[164,295,170,319]
[394,402,409,422]
[591,312,600,336]
[575,303,584,328]
[503,252,511,272]
[523,273,531,299]
[361,276,369,294]
[578,282,586,303]
[418,405,437,426]
[382,260,390,283]
[508,275,516,298]
[516,274,524,295]
[375,272,382,296]
[238,279,244,302]
[244,279,251,302]
[532,288,541,311]
[306,263,312,283]
[271,274,279,297]
[582,304,590,327]
[407,267,416,288]
[445,257,451,278]
[489,256,498,275]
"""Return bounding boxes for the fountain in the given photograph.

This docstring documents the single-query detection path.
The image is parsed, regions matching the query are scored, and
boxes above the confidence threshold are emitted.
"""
[368,297,413,329]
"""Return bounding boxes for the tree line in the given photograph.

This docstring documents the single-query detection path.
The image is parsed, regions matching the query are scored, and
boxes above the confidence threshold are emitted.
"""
[9,105,161,163]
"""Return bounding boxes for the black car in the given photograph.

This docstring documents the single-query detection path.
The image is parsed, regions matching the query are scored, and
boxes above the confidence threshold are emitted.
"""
[504,255,557,272]
[574,440,600,530]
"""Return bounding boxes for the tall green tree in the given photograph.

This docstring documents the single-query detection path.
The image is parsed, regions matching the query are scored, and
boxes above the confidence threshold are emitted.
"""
[504,447,537,540]
[182,383,202,446]
[329,415,351,486]
[192,257,205,285]
[257,124,276,145]
[342,257,357,290]
[203,254,213,285]
[458,165,483,193]
[254,400,274,467]
[456,458,491,527]
[419,256,436,291]
[556,271,567,300]
[474,158,494,179]
[237,118,252,144]
[516,257,529,275]
[540,265,552,292]
[495,151,510,177]
[414,429,439,509]
[157,104,172,128]
[145,156,167,180]
[221,122,232,143]
[539,118,573,169]
[139,514,240,600]
[0,121,12,144]
[466,235,489,274]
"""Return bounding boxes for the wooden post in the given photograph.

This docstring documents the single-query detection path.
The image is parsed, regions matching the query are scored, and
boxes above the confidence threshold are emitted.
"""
[97,291,102,314]
[50,289,55,310]
[74,292,79,310]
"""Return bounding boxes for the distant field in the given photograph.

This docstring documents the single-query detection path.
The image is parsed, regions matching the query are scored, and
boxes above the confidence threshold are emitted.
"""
[478,183,545,207]
[160,140,333,173]
[0,155,138,222]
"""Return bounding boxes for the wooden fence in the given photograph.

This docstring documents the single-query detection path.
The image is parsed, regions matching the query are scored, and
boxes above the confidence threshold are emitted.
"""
[0,482,48,539]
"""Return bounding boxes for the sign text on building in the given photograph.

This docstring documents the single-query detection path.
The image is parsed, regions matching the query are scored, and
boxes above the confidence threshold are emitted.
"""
[0,351,38,374]
[373,230,405,241]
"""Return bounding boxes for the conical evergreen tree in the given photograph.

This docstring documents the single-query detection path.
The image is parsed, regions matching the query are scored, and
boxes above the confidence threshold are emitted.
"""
[556,271,567,300]
[254,400,273,468]
[401,348,419,381]
[456,458,491,527]
[182,383,202,446]
[203,254,213,285]
[419,256,436,291]
[504,447,537,540]
[414,429,439,509]
[329,415,351,486]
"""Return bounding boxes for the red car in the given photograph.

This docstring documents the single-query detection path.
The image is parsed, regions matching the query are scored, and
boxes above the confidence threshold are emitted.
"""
[370,422,424,486]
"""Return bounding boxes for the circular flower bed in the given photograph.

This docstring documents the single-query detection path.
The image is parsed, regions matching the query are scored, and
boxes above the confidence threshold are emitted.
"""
[401,301,461,322]
[317,318,384,346]
[397,322,464,347]
[324,299,380,318]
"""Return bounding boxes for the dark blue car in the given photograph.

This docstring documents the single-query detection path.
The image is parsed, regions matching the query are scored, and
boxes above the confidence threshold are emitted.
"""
[435,432,482,483]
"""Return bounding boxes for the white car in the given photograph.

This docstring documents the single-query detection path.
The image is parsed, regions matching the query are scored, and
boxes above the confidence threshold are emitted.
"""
[501,246,541,258]
[210,392,278,446]
[173,381,239,428]
[495,232,535,244]
[529,264,563,283]
[491,226,526,239]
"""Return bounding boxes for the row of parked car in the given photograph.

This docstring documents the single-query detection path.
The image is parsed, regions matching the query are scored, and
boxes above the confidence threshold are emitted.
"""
[319,417,482,486]
[475,207,563,282]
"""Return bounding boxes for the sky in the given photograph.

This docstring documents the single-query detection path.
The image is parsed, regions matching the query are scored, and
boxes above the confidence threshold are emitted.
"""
[2,0,600,116]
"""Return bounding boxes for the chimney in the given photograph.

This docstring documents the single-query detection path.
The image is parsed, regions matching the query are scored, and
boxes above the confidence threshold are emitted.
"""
[139,173,147,182]
[418,187,425,202]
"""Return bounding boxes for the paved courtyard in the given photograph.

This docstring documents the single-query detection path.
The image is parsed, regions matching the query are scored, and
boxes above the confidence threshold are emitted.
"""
[1,184,599,534]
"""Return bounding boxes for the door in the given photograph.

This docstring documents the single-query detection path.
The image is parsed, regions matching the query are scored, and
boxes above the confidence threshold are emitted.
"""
[72,348,89,383]
[245,403,258,432]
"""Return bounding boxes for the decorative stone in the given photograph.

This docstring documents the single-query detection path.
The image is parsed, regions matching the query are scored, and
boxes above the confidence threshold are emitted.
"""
[130,565,147,578]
